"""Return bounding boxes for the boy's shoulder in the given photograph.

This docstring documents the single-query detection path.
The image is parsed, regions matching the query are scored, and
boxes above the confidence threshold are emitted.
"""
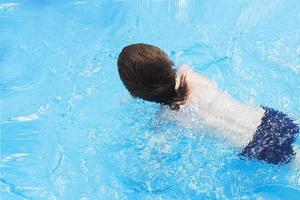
[178,64,217,89]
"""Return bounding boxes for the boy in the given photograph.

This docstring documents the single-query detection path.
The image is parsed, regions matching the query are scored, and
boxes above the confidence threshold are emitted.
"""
[117,43,299,165]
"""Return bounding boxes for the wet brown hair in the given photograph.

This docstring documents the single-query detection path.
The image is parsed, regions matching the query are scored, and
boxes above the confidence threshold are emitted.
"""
[117,43,189,110]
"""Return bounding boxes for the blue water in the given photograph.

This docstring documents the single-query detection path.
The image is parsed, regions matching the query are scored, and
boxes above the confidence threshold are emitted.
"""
[1,0,300,199]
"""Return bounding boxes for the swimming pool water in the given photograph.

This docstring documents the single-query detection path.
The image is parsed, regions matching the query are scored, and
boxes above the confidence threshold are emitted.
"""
[1,0,300,199]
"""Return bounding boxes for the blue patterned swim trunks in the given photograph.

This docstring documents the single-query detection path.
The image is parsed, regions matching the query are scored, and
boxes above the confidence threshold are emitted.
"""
[241,107,299,164]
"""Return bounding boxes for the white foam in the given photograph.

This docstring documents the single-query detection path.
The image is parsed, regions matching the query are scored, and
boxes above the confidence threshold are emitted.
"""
[0,3,19,10]
[70,1,87,6]
[11,104,50,122]
[13,113,39,122]
[293,147,300,169]
[2,153,30,163]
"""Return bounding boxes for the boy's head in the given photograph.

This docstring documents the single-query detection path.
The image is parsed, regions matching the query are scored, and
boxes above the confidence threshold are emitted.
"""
[117,43,188,110]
